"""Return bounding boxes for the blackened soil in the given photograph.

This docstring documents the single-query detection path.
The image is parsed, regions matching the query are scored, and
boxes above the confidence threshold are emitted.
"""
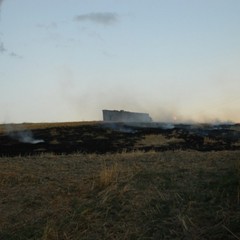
[0,122,240,156]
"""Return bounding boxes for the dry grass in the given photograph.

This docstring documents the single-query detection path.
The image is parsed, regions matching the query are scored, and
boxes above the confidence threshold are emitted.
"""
[233,140,240,147]
[98,163,120,188]
[49,139,59,145]
[203,137,219,145]
[230,125,240,132]
[0,150,240,239]
[135,134,185,147]
[0,121,101,134]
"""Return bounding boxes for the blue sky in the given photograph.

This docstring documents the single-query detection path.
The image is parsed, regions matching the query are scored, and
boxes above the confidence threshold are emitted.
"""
[0,0,240,123]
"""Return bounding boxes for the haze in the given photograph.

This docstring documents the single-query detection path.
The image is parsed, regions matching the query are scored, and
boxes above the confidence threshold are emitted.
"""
[0,0,240,123]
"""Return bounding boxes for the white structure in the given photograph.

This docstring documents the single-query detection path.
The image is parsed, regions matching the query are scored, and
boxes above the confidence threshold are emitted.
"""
[102,110,152,122]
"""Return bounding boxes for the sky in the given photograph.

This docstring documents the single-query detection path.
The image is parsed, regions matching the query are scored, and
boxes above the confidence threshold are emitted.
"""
[0,0,240,123]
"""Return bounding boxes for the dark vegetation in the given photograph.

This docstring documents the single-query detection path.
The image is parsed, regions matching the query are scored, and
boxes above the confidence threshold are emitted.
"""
[0,122,240,156]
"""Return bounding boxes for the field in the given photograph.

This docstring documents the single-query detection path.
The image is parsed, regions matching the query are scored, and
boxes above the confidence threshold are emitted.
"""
[0,122,240,239]
[1,122,240,156]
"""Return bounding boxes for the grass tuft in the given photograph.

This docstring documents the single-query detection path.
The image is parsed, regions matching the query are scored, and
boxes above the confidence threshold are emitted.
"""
[98,163,120,188]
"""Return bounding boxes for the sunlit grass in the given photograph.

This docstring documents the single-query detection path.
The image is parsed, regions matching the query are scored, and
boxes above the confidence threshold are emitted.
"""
[135,134,185,147]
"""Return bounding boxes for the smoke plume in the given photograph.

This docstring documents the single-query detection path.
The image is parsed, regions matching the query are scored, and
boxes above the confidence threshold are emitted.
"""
[5,124,44,144]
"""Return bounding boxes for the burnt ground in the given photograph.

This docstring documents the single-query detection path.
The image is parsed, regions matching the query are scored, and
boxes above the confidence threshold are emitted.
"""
[0,122,240,156]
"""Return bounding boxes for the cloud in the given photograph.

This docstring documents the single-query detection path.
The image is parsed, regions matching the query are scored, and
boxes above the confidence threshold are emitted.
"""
[0,42,22,58]
[0,42,6,53]
[0,1,5,54]
[74,12,118,25]
[9,51,22,58]
[0,0,4,11]
[0,1,22,59]
[36,22,58,30]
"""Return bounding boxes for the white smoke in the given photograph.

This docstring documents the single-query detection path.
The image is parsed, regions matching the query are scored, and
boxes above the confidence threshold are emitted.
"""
[5,124,44,144]
[14,130,44,144]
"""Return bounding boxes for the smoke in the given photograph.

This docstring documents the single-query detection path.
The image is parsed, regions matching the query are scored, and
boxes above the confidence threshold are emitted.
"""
[12,131,44,144]
[5,124,44,144]
[55,63,240,124]
[102,122,137,133]
[74,12,118,25]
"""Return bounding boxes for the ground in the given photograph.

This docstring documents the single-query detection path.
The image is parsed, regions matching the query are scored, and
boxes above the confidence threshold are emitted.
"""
[0,122,240,156]
[0,122,239,239]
